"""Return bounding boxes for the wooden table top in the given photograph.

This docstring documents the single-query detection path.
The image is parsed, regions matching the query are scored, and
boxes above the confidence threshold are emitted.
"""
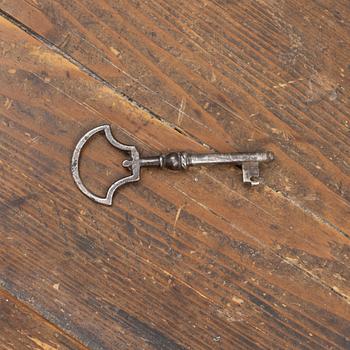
[0,1,349,349]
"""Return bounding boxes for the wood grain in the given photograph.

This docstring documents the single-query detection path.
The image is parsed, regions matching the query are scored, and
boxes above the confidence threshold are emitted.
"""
[0,1,349,349]
[1,0,349,236]
[0,290,87,350]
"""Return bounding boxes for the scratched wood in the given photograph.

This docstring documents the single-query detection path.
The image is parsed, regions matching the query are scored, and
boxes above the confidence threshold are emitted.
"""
[0,290,87,350]
[0,1,349,349]
[1,0,349,235]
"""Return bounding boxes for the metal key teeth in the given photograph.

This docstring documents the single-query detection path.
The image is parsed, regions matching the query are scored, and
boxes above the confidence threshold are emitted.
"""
[72,125,274,205]
[242,161,261,186]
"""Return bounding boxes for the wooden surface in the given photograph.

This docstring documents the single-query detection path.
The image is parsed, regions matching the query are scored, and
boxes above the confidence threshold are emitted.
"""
[0,1,349,349]
[0,289,87,350]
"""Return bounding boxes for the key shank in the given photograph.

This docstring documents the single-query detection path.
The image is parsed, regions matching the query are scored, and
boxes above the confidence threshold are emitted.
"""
[123,151,274,186]
[124,151,274,170]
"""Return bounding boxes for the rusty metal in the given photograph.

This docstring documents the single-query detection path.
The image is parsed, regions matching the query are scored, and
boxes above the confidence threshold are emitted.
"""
[71,125,274,205]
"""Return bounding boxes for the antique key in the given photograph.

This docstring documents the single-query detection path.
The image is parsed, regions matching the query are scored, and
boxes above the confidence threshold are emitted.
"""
[72,125,274,205]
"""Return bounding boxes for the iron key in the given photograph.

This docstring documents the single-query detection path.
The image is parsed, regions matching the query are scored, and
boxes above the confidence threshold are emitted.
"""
[72,125,274,205]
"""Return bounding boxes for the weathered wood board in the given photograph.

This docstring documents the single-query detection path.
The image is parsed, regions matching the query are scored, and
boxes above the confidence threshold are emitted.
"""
[0,1,349,349]
[0,289,87,350]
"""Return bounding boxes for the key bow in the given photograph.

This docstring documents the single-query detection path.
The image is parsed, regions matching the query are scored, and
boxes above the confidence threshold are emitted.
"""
[71,124,141,205]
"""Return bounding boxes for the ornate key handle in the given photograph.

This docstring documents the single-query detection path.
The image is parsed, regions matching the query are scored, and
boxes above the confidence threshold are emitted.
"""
[71,125,141,205]
[72,125,274,206]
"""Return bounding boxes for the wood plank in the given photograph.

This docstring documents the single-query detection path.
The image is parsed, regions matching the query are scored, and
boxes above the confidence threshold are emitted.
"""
[1,0,349,296]
[0,4,349,350]
[0,0,349,239]
[0,289,87,350]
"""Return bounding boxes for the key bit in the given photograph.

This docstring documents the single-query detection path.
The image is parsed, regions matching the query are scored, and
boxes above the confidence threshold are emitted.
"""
[71,125,274,205]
